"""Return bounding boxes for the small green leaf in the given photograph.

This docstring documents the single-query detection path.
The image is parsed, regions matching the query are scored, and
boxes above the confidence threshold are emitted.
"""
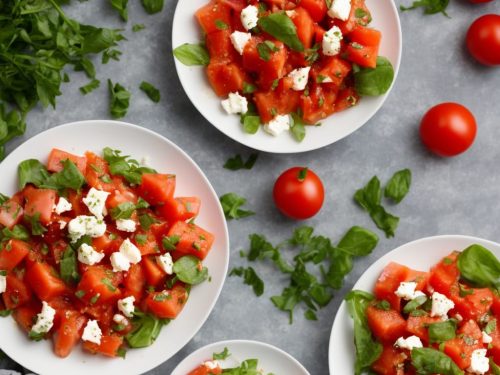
[139,81,160,103]
[258,13,304,52]
[230,267,264,296]
[385,169,412,204]
[108,80,131,119]
[173,256,208,285]
[219,193,255,220]
[173,44,210,66]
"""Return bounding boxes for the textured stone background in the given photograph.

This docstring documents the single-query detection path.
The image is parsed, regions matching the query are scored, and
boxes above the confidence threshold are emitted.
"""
[1,0,500,374]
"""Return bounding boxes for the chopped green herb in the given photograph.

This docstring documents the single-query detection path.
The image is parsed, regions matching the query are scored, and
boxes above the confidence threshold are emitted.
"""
[132,24,146,32]
[80,79,101,95]
[162,235,180,251]
[230,267,264,296]
[108,80,131,119]
[223,153,259,171]
[213,347,231,360]
[139,81,161,103]
[219,193,255,220]
[173,44,210,66]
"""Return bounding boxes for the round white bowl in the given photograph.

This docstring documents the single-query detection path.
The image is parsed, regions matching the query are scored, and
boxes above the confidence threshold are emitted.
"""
[328,235,500,375]
[172,0,402,153]
[171,339,310,375]
[0,120,230,375]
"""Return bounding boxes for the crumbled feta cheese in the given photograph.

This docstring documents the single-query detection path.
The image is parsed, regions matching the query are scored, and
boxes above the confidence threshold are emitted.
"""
[54,197,72,215]
[58,220,67,230]
[82,319,102,345]
[263,115,290,137]
[117,296,135,318]
[288,67,311,91]
[68,215,106,242]
[116,219,136,233]
[157,253,174,275]
[430,292,455,319]
[204,361,219,370]
[240,5,258,31]
[285,10,296,17]
[321,76,333,83]
[394,335,423,350]
[468,349,489,374]
[230,31,251,55]
[31,301,56,334]
[113,314,127,325]
[83,188,110,219]
[221,92,248,115]
[482,331,493,344]
[395,282,425,301]
[0,275,6,294]
[110,252,131,272]
[327,0,352,21]
[322,26,343,56]
[119,239,141,264]
[78,243,105,266]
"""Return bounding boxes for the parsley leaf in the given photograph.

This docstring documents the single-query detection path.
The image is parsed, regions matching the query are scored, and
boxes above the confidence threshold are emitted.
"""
[230,267,264,296]
[60,247,80,284]
[384,169,412,204]
[132,24,146,32]
[219,193,255,220]
[108,80,131,119]
[223,153,259,171]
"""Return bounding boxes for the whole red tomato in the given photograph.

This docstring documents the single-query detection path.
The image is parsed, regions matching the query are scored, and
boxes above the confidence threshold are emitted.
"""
[466,14,500,66]
[419,103,477,157]
[273,167,324,220]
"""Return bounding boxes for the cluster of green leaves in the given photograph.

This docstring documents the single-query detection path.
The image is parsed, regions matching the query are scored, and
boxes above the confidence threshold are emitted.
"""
[400,0,450,16]
[110,198,149,220]
[18,158,86,191]
[219,358,266,375]
[0,0,125,158]
[234,225,378,323]
[224,153,259,171]
[102,147,156,185]
[354,169,411,238]
[220,193,255,220]
[126,311,170,348]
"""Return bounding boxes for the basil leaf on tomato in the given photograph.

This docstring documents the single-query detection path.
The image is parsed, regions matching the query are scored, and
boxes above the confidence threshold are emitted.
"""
[428,319,457,343]
[354,56,395,96]
[411,347,464,375]
[257,13,304,52]
[457,244,500,291]
[173,255,208,285]
[126,311,170,348]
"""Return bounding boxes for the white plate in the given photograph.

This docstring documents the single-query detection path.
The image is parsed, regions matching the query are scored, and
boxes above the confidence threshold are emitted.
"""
[171,339,310,375]
[172,0,402,153]
[0,120,230,375]
[328,235,500,375]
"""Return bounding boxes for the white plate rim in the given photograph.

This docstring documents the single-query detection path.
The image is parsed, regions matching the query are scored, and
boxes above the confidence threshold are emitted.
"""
[0,120,230,375]
[171,0,403,154]
[328,234,500,375]
[171,339,311,375]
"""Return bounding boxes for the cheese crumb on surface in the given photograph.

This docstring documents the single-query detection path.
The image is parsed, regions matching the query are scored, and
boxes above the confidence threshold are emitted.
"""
[110,252,131,272]
[113,314,127,325]
[54,197,72,215]
[83,188,110,219]
[68,215,106,242]
[322,26,343,56]
[394,281,425,301]
[157,253,174,275]
[482,331,493,344]
[221,92,248,115]
[327,0,352,21]
[204,360,219,370]
[119,239,141,264]
[77,243,105,266]
[116,219,136,233]
[468,349,489,374]
[0,274,6,294]
[230,31,251,55]
[117,296,135,318]
[240,5,258,31]
[82,319,102,345]
[263,115,290,137]
[394,335,423,350]
[430,291,455,319]
[288,67,311,91]
[31,301,56,334]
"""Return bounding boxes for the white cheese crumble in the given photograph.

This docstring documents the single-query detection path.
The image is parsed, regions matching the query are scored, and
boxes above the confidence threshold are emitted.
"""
[58,220,67,230]
[110,252,131,272]
[83,188,110,219]
[288,67,311,91]
[77,243,105,266]
[430,292,455,319]
[113,314,127,325]
[327,0,352,21]
[482,331,493,344]
[322,26,343,56]
[68,215,106,242]
[119,239,141,264]
[0,274,6,294]
[240,5,258,31]
[117,296,135,318]
[204,360,219,370]
[54,197,72,215]
[285,10,296,17]
[157,253,174,275]
[230,31,251,55]
[468,349,489,374]
[31,301,56,334]
[116,219,136,233]
[82,319,102,345]
[221,92,248,115]
[263,115,290,137]
[395,282,426,301]
[394,335,423,350]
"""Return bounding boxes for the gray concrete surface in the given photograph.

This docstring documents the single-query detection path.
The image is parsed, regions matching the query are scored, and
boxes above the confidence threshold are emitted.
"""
[1,0,500,374]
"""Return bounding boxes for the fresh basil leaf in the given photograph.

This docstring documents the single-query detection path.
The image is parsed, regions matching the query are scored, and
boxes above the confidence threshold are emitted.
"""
[215,19,228,30]
[219,193,255,220]
[428,319,457,342]
[242,82,257,94]
[0,309,11,317]
[141,0,164,14]
[247,233,293,273]
[289,226,314,246]
[139,214,159,231]
[385,169,412,204]
[369,205,400,238]
[102,147,157,184]
[242,114,261,134]
[108,80,131,119]
[337,226,378,256]
[223,153,259,171]
[162,235,180,251]
[290,112,306,142]
[411,347,463,375]
[139,81,160,103]
[60,247,80,284]
[79,79,100,95]
[485,320,497,335]
[345,290,383,375]
[132,24,145,32]
[258,13,304,52]
[403,295,427,314]
[1,225,30,241]
[213,347,230,360]
[271,286,302,324]
[354,176,382,211]
[173,255,208,285]
[457,244,500,291]
[490,358,500,375]
[354,56,395,96]
[126,311,169,348]
[24,213,47,236]
[41,159,86,191]
[257,41,279,61]
[18,159,51,189]
[375,300,391,311]
[111,202,136,220]
[305,309,318,321]
[400,0,449,16]
[102,49,122,64]
[230,266,264,296]
[81,27,125,54]
[173,43,210,66]
[322,248,353,289]
[109,0,128,21]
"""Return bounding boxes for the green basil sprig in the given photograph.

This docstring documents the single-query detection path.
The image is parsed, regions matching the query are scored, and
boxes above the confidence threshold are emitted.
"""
[411,347,463,375]
[173,43,210,66]
[385,169,412,204]
[126,311,170,348]
[457,244,500,291]
[18,159,85,191]
[173,256,208,285]
[354,57,395,97]
[257,13,304,52]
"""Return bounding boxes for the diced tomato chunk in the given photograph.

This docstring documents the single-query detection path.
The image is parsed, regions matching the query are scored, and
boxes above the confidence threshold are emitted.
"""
[195,0,231,35]
[23,187,57,224]
[406,314,442,343]
[83,335,124,357]
[137,174,176,206]
[444,319,483,369]
[47,149,87,175]
[335,86,359,112]
[206,29,237,63]
[254,79,301,123]
[371,345,407,375]
[85,152,115,192]
[12,302,40,332]
[145,284,188,319]
[124,263,146,301]
[366,304,407,343]
[316,56,352,88]
[300,84,338,124]
[77,266,122,305]
[374,262,410,311]
[53,310,87,358]
[157,197,201,222]
[428,252,460,295]
[289,7,315,49]
[331,0,371,35]
[167,221,215,260]
[141,256,166,287]
[299,0,327,22]
[26,262,67,301]
[0,199,23,229]
[189,364,223,375]
[449,284,494,322]
[206,61,247,97]
[3,275,33,309]
[0,239,30,272]
[345,44,378,69]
